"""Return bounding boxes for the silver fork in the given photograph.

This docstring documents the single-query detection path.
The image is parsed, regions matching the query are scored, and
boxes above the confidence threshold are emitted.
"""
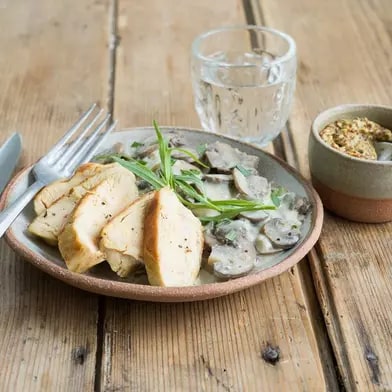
[0,103,117,237]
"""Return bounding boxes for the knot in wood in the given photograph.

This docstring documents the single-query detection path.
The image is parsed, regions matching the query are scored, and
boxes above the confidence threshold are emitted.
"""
[72,346,88,365]
[261,344,280,365]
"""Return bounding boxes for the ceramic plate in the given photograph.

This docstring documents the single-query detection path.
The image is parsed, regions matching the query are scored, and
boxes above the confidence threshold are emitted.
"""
[0,127,323,302]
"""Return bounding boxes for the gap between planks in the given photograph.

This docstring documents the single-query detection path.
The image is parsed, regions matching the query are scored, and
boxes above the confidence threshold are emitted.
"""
[309,246,354,389]
[94,296,107,392]
[242,0,341,390]
[94,1,118,391]
[107,0,118,117]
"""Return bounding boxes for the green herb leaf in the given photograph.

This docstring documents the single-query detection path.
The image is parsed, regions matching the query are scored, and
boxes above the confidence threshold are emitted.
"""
[175,179,217,210]
[170,147,209,168]
[131,141,144,148]
[103,121,275,225]
[235,164,252,177]
[181,169,201,175]
[196,143,207,156]
[174,173,204,192]
[216,218,232,228]
[225,229,237,242]
[198,211,247,222]
[271,186,286,207]
[177,169,203,184]
[153,120,174,187]
[111,156,166,189]
[93,154,114,164]
[94,152,133,163]
[211,199,270,207]
[271,194,280,207]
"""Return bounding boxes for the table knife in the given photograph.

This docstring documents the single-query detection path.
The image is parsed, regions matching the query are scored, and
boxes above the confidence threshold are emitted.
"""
[0,133,22,194]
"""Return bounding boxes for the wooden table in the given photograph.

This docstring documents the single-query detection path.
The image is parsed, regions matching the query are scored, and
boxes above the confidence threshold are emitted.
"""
[0,0,391,390]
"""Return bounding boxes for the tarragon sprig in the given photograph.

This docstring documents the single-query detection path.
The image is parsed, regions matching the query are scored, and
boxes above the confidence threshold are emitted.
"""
[102,121,275,222]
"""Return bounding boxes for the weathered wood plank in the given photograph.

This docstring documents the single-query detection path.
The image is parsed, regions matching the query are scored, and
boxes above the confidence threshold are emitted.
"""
[248,2,340,390]
[102,0,330,390]
[311,216,392,390]
[256,0,392,390]
[101,273,327,391]
[0,1,112,390]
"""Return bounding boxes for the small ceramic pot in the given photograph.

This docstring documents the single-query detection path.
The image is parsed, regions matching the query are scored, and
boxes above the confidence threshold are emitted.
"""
[309,104,392,223]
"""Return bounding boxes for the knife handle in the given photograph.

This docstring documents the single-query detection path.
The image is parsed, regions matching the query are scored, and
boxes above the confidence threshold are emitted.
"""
[0,181,44,238]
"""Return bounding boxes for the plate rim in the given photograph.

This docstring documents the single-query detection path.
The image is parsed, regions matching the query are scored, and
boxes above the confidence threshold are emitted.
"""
[0,126,324,302]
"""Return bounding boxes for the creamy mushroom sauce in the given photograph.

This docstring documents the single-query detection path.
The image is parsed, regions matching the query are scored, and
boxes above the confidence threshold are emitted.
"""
[115,132,311,284]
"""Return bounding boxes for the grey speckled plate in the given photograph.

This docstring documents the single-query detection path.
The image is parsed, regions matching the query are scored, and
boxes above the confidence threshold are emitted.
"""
[0,127,323,302]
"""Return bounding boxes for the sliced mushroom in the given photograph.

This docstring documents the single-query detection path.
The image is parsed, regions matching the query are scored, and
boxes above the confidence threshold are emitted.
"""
[255,234,282,254]
[279,192,296,209]
[171,147,199,162]
[112,142,124,154]
[196,174,235,200]
[203,222,219,248]
[277,193,311,220]
[263,218,300,249]
[172,160,200,175]
[143,149,161,171]
[240,210,270,223]
[142,135,160,145]
[209,243,256,279]
[202,180,236,200]
[192,208,220,219]
[232,168,270,200]
[205,141,259,172]
[204,174,233,183]
[294,196,311,215]
[135,144,159,158]
[133,135,159,158]
[136,179,154,192]
[168,133,186,147]
[214,219,258,245]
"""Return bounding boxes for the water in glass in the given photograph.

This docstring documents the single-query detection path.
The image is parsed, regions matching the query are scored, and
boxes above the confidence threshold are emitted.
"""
[192,27,296,146]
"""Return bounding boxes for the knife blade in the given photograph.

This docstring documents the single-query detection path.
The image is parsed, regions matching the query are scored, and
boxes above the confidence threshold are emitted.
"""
[0,133,22,194]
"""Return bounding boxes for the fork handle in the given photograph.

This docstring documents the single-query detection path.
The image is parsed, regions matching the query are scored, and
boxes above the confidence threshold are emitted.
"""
[0,181,44,238]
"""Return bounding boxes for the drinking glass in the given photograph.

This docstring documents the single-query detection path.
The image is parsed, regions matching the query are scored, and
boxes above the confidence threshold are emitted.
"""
[191,26,296,146]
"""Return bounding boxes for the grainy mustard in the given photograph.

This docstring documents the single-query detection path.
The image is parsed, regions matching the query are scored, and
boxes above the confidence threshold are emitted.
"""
[320,117,392,160]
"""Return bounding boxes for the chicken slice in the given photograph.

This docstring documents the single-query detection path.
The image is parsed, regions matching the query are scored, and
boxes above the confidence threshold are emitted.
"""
[143,187,203,287]
[100,192,156,278]
[28,163,135,245]
[33,162,104,215]
[58,171,138,273]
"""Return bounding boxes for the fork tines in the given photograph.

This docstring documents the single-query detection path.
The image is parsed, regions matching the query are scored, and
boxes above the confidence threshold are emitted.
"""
[46,103,117,175]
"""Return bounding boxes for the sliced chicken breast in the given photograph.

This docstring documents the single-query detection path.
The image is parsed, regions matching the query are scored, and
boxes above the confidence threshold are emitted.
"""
[58,171,138,273]
[28,163,134,245]
[33,162,104,215]
[143,187,203,287]
[100,192,155,277]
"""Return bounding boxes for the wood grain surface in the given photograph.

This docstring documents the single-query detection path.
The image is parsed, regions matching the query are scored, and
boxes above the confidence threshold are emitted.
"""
[1,0,391,391]
[256,0,392,390]
[0,0,111,390]
[102,0,332,391]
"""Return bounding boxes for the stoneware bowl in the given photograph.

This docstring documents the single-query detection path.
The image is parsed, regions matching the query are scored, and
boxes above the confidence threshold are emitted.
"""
[309,104,392,223]
[1,127,323,302]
